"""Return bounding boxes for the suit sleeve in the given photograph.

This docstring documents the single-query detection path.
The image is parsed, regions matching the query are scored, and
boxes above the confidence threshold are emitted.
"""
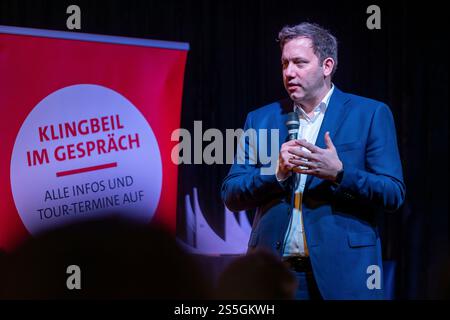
[221,112,287,212]
[335,104,406,212]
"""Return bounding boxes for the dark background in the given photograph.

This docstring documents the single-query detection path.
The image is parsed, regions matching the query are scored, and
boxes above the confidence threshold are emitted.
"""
[1,0,448,299]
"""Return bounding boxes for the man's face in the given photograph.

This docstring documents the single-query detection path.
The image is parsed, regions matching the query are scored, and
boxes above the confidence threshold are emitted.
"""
[281,37,326,104]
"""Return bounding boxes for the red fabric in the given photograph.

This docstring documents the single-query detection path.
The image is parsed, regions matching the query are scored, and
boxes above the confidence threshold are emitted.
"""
[0,33,187,250]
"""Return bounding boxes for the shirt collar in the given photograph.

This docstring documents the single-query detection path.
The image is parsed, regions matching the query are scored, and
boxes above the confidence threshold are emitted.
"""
[294,84,334,122]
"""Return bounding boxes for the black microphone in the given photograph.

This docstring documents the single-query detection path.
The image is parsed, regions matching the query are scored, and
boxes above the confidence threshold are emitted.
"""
[281,111,300,256]
[285,112,300,197]
[286,112,299,141]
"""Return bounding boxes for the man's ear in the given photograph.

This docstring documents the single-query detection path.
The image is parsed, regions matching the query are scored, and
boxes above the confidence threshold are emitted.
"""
[322,58,335,77]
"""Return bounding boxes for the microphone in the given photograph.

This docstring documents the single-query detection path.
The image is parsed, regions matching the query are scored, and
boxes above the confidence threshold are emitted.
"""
[281,111,300,255]
[286,112,299,141]
[285,112,300,196]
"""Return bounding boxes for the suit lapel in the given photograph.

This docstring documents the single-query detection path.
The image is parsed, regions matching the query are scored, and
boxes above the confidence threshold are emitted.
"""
[305,87,351,190]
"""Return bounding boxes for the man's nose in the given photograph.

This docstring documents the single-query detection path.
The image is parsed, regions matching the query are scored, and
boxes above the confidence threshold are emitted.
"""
[284,63,296,78]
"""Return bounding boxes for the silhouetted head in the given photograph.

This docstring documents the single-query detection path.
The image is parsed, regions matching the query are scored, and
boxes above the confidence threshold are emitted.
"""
[215,249,297,299]
[0,216,210,299]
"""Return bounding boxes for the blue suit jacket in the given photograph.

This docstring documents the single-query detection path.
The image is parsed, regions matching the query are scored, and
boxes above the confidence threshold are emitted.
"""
[221,87,406,299]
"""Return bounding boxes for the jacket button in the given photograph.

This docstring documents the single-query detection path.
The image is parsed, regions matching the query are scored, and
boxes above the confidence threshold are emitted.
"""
[275,241,281,249]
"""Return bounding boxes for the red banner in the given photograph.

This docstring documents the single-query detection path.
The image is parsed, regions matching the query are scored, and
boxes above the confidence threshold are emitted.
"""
[0,26,188,251]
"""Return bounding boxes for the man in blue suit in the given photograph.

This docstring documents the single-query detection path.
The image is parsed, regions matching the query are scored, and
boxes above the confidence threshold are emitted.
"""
[221,22,405,299]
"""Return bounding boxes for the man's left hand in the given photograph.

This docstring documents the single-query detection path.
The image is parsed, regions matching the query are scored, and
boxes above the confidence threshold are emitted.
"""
[288,131,343,182]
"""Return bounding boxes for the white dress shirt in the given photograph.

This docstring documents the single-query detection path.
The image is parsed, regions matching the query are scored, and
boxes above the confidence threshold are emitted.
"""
[282,85,334,257]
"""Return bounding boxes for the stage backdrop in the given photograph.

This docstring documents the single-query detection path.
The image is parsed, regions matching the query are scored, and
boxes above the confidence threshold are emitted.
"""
[0,26,189,251]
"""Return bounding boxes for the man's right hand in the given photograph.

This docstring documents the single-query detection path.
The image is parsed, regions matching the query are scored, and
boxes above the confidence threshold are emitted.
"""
[276,140,302,181]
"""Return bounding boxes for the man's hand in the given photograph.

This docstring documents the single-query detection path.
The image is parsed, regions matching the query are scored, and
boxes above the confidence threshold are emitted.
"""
[276,139,303,181]
[287,132,343,182]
